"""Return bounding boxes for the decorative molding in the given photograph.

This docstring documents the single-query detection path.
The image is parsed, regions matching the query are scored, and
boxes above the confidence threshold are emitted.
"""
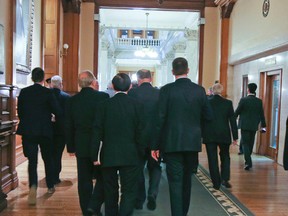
[173,42,186,52]
[15,0,35,75]
[262,0,270,18]
[165,51,175,60]
[184,28,198,41]
[101,40,110,50]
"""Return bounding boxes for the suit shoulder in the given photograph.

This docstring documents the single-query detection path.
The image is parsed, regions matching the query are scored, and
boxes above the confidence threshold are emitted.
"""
[97,91,109,98]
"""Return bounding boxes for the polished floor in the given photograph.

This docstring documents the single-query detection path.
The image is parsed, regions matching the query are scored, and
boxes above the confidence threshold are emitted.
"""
[2,145,288,216]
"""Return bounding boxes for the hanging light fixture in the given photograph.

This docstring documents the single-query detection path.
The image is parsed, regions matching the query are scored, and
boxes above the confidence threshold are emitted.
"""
[134,13,158,58]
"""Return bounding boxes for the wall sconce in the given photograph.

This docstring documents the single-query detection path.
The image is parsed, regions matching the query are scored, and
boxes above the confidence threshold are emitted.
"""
[60,43,69,57]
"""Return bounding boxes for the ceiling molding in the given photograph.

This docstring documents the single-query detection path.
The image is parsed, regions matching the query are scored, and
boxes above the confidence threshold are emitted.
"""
[94,0,205,10]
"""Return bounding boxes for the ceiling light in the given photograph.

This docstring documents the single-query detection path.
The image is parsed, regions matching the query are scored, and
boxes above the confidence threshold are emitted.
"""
[134,13,158,58]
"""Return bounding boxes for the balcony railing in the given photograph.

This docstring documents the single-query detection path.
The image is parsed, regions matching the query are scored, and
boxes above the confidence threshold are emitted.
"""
[116,38,161,47]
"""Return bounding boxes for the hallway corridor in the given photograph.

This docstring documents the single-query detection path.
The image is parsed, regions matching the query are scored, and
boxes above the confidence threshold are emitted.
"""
[2,145,288,216]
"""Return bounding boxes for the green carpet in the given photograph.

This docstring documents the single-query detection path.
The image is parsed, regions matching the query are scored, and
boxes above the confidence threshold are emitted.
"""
[134,165,254,216]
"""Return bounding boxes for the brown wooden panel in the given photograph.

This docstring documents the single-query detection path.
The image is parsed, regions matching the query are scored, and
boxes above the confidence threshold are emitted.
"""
[219,18,229,96]
[45,0,57,21]
[45,24,56,51]
[43,0,60,75]
[63,13,80,93]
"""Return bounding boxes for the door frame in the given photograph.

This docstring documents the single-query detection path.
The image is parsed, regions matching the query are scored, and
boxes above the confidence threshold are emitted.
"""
[258,69,282,161]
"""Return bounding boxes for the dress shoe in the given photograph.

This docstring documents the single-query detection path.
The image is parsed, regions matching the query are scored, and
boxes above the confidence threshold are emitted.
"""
[213,185,220,190]
[28,185,37,205]
[221,181,232,188]
[134,202,143,210]
[244,165,251,170]
[54,179,61,185]
[87,208,103,216]
[147,196,156,210]
[47,187,55,194]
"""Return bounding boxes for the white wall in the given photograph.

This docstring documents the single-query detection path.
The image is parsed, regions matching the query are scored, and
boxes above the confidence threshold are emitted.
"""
[229,0,288,63]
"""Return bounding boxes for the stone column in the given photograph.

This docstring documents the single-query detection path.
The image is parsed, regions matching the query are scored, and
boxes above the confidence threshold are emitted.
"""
[98,39,109,90]
[184,29,199,83]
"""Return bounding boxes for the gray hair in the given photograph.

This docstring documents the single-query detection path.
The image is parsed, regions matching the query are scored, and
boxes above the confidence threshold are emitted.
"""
[51,75,62,89]
[212,83,223,95]
[78,70,96,88]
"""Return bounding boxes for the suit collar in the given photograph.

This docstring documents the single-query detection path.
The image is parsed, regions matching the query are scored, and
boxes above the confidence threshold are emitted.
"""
[80,87,95,93]
[175,77,191,83]
[139,82,152,87]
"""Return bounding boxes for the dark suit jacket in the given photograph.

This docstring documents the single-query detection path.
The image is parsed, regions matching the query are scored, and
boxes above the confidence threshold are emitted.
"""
[235,95,266,131]
[66,87,109,157]
[91,93,145,167]
[154,78,212,153]
[283,117,288,170]
[17,83,61,139]
[128,82,159,148]
[51,88,70,136]
[203,94,238,144]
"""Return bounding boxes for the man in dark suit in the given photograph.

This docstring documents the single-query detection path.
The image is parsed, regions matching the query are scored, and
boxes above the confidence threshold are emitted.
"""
[50,75,70,184]
[203,83,238,189]
[17,67,61,205]
[66,71,108,216]
[91,73,146,216]
[235,83,266,170]
[151,57,212,216]
[128,69,161,211]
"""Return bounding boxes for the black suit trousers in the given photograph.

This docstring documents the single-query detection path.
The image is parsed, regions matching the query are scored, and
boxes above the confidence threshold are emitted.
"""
[22,135,54,189]
[164,151,198,216]
[205,143,230,188]
[76,157,104,215]
[102,165,140,216]
[52,135,66,182]
[240,130,256,167]
[136,149,162,205]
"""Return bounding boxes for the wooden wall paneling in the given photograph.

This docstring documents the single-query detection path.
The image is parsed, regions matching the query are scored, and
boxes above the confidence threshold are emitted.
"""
[93,3,99,78]
[198,9,205,85]
[0,85,18,212]
[62,12,80,93]
[43,0,59,80]
[219,18,229,97]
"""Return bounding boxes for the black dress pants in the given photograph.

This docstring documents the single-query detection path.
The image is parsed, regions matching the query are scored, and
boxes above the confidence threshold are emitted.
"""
[240,130,256,167]
[136,149,162,205]
[164,151,198,216]
[205,143,230,188]
[52,135,66,182]
[22,135,54,189]
[102,165,140,216]
[76,157,104,215]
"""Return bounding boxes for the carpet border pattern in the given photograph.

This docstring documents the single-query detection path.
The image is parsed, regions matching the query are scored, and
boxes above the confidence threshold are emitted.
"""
[196,168,254,216]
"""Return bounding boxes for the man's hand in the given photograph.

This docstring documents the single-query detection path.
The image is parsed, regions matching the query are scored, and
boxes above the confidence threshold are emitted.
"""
[232,140,238,146]
[93,161,101,166]
[69,153,75,156]
[151,150,160,161]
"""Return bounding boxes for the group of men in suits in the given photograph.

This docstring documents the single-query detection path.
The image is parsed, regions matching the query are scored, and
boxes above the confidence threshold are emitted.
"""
[17,59,267,216]
[203,81,266,190]
[17,68,70,205]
